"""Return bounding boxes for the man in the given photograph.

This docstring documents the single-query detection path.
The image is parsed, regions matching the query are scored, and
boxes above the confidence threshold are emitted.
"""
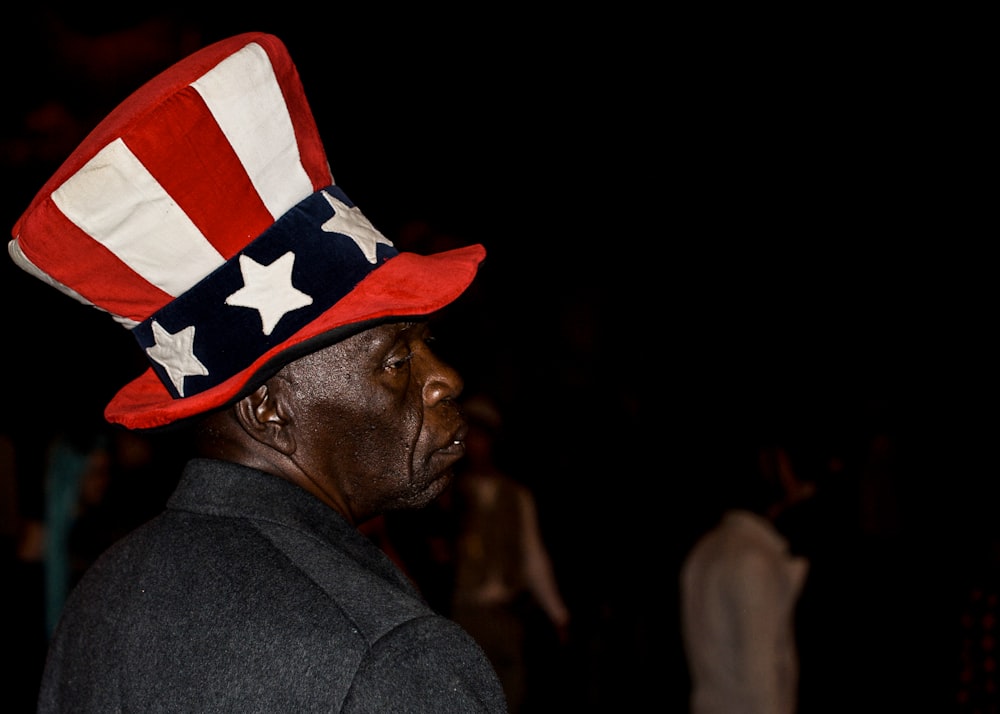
[10,32,507,712]
[679,431,816,714]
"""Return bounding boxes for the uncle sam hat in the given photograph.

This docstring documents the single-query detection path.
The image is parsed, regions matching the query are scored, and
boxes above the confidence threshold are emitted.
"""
[9,32,485,430]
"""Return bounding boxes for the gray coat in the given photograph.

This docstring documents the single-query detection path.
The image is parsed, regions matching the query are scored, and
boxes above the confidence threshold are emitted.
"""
[38,458,508,712]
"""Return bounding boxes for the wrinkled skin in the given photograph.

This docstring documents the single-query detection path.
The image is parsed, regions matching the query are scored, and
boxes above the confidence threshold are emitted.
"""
[196,320,468,525]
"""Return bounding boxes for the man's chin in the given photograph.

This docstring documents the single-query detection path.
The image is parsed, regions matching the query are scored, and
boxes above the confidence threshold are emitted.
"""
[396,469,454,511]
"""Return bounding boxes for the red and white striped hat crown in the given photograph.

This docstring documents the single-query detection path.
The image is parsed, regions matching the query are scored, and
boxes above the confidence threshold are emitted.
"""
[9,32,485,430]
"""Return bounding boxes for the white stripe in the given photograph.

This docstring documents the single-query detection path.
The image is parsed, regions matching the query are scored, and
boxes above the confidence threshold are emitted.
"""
[192,41,313,220]
[51,139,225,298]
[8,238,138,328]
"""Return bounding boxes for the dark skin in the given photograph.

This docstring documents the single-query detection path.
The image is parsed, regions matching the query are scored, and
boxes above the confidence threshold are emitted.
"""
[194,320,468,526]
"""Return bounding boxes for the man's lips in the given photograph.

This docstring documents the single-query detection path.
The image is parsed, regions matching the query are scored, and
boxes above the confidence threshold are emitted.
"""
[436,440,466,459]
[435,424,469,458]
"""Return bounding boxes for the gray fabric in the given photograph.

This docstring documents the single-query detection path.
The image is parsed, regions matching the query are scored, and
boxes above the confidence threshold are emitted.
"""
[37,458,507,713]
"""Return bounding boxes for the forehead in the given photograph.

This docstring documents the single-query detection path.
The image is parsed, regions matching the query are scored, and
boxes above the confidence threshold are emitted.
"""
[298,320,423,365]
[349,320,424,351]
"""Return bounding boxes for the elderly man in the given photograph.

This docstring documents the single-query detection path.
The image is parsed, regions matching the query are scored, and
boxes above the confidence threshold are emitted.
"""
[11,32,506,712]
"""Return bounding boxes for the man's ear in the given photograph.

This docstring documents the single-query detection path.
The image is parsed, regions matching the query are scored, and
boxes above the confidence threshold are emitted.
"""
[234,380,295,455]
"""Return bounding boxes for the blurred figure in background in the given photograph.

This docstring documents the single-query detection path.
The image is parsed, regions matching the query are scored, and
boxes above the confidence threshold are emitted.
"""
[452,393,571,712]
[39,426,110,638]
[680,428,818,714]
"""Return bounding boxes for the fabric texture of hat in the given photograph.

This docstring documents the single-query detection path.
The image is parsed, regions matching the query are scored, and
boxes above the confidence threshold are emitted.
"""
[9,32,485,430]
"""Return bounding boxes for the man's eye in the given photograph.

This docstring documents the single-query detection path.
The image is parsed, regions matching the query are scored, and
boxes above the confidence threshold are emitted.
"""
[387,353,413,370]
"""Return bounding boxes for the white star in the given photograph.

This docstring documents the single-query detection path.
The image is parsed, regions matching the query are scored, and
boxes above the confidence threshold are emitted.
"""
[320,190,394,263]
[145,320,209,397]
[225,252,313,336]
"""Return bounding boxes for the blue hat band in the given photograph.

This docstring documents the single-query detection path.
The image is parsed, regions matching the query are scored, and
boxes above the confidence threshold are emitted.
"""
[132,185,398,399]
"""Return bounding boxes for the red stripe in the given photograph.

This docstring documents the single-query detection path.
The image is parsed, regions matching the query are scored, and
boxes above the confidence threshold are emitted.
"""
[13,34,276,244]
[15,198,173,322]
[125,87,274,260]
[262,35,332,190]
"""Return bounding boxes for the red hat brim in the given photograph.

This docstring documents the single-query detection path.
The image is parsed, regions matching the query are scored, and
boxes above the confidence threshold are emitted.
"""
[105,244,485,430]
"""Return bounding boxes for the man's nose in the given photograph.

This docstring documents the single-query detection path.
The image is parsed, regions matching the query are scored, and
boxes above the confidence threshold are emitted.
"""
[421,354,464,407]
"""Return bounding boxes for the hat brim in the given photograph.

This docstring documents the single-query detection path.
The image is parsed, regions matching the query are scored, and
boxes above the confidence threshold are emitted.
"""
[105,244,485,430]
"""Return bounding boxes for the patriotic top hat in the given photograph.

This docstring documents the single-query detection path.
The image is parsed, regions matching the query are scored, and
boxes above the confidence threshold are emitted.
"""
[9,32,485,431]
